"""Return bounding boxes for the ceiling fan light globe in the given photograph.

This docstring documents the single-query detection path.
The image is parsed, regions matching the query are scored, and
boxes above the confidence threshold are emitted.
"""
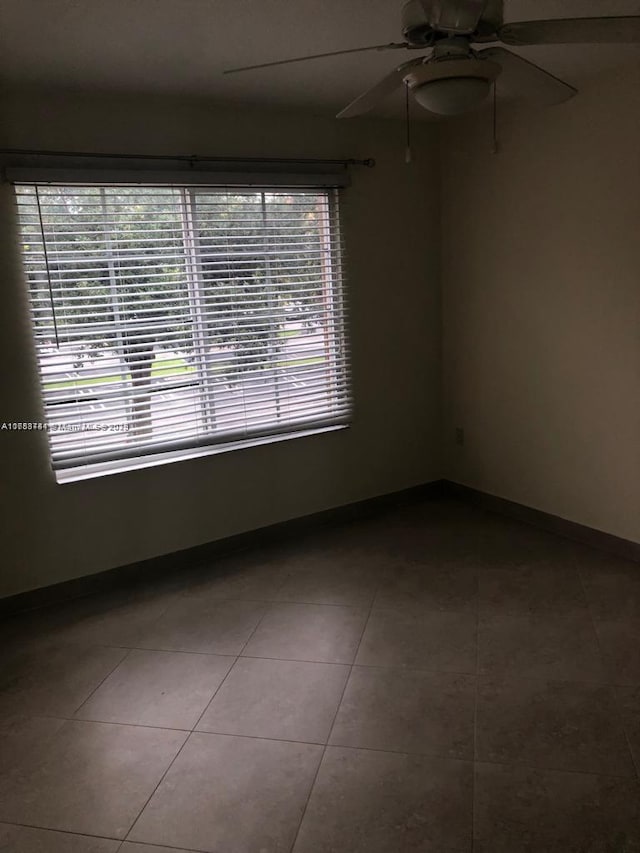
[413,76,491,114]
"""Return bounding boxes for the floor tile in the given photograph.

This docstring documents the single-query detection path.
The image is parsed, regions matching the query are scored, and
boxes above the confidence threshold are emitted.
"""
[121,845,195,853]
[129,732,322,853]
[476,525,576,565]
[137,598,266,655]
[474,762,640,853]
[577,552,640,621]
[46,588,179,648]
[0,715,65,770]
[367,523,442,562]
[0,644,127,717]
[356,609,477,672]
[452,530,550,570]
[242,602,368,664]
[278,533,393,576]
[0,719,186,838]
[0,824,120,852]
[197,657,348,742]
[76,649,233,729]
[3,502,636,853]
[374,562,477,613]
[0,610,67,663]
[478,613,606,681]
[594,619,640,685]
[478,562,587,616]
[385,527,482,566]
[292,746,473,853]
[616,685,640,770]
[476,677,634,776]
[182,553,289,602]
[275,566,379,607]
[329,667,475,759]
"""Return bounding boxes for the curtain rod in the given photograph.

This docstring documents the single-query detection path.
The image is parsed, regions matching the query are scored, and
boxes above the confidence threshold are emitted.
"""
[0,148,375,168]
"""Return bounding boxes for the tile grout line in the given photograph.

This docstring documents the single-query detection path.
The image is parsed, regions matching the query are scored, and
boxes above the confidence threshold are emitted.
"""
[611,681,640,782]
[36,713,192,733]
[69,646,134,718]
[189,594,283,733]
[471,566,480,853]
[5,717,637,780]
[574,557,640,783]
[115,835,207,853]
[472,754,638,781]
[28,640,635,687]
[114,727,190,845]
[239,653,477,675]
[120,593,281,845]
[120,573,313,847]
[285,577,382,853]
[0,820,121,843]
[116,833,210,853]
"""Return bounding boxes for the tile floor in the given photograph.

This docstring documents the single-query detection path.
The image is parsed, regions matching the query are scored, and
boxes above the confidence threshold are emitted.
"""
[1,498,640,852]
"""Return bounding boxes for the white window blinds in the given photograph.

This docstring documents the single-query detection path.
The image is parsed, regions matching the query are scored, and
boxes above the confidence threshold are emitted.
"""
[16,183,351,473]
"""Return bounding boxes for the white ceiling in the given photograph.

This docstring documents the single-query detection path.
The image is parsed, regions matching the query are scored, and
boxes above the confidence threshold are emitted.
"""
[1,0,639,118]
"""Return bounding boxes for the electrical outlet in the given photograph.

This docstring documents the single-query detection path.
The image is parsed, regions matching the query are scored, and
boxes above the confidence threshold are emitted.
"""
[455,427,465,447]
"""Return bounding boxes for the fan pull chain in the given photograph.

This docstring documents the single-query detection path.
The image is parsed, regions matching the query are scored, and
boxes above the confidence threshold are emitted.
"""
[491,80,499,155]
[405,81,412,164]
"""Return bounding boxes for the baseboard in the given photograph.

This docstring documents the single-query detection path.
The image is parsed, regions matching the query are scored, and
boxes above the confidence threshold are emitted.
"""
[4,478,637,617]
[0,480,445,616]
[442,480,640,563]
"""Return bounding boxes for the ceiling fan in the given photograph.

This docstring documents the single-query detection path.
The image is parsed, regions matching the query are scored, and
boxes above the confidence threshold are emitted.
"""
[224,0,640,117]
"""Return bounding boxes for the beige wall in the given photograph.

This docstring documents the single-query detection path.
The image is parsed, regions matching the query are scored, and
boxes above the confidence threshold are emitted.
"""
[441,64,640,544]
[0,91,442,598]
[5,60,637,600]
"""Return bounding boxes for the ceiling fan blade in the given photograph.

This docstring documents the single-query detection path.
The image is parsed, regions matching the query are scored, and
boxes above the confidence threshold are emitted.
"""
[223,42,409,75]
[420,0,487,35]
[484,0,503,28]
[500,16,640,46]
[480,47,577,106]
[337,58,425,119]
[474,0,503,40]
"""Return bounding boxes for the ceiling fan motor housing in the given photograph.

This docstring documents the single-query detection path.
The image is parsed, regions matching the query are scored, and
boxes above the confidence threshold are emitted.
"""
[404,55,501,115]
[402,0,437,45]
[402,0,499,44]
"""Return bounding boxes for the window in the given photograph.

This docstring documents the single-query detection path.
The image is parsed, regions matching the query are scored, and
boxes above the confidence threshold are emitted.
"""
[16,183,350,478]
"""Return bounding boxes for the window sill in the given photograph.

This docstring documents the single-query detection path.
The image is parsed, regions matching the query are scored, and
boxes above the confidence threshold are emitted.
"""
[55,424,349,484]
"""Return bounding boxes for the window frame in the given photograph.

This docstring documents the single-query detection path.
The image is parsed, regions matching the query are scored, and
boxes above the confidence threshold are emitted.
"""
[15,180,352,480]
